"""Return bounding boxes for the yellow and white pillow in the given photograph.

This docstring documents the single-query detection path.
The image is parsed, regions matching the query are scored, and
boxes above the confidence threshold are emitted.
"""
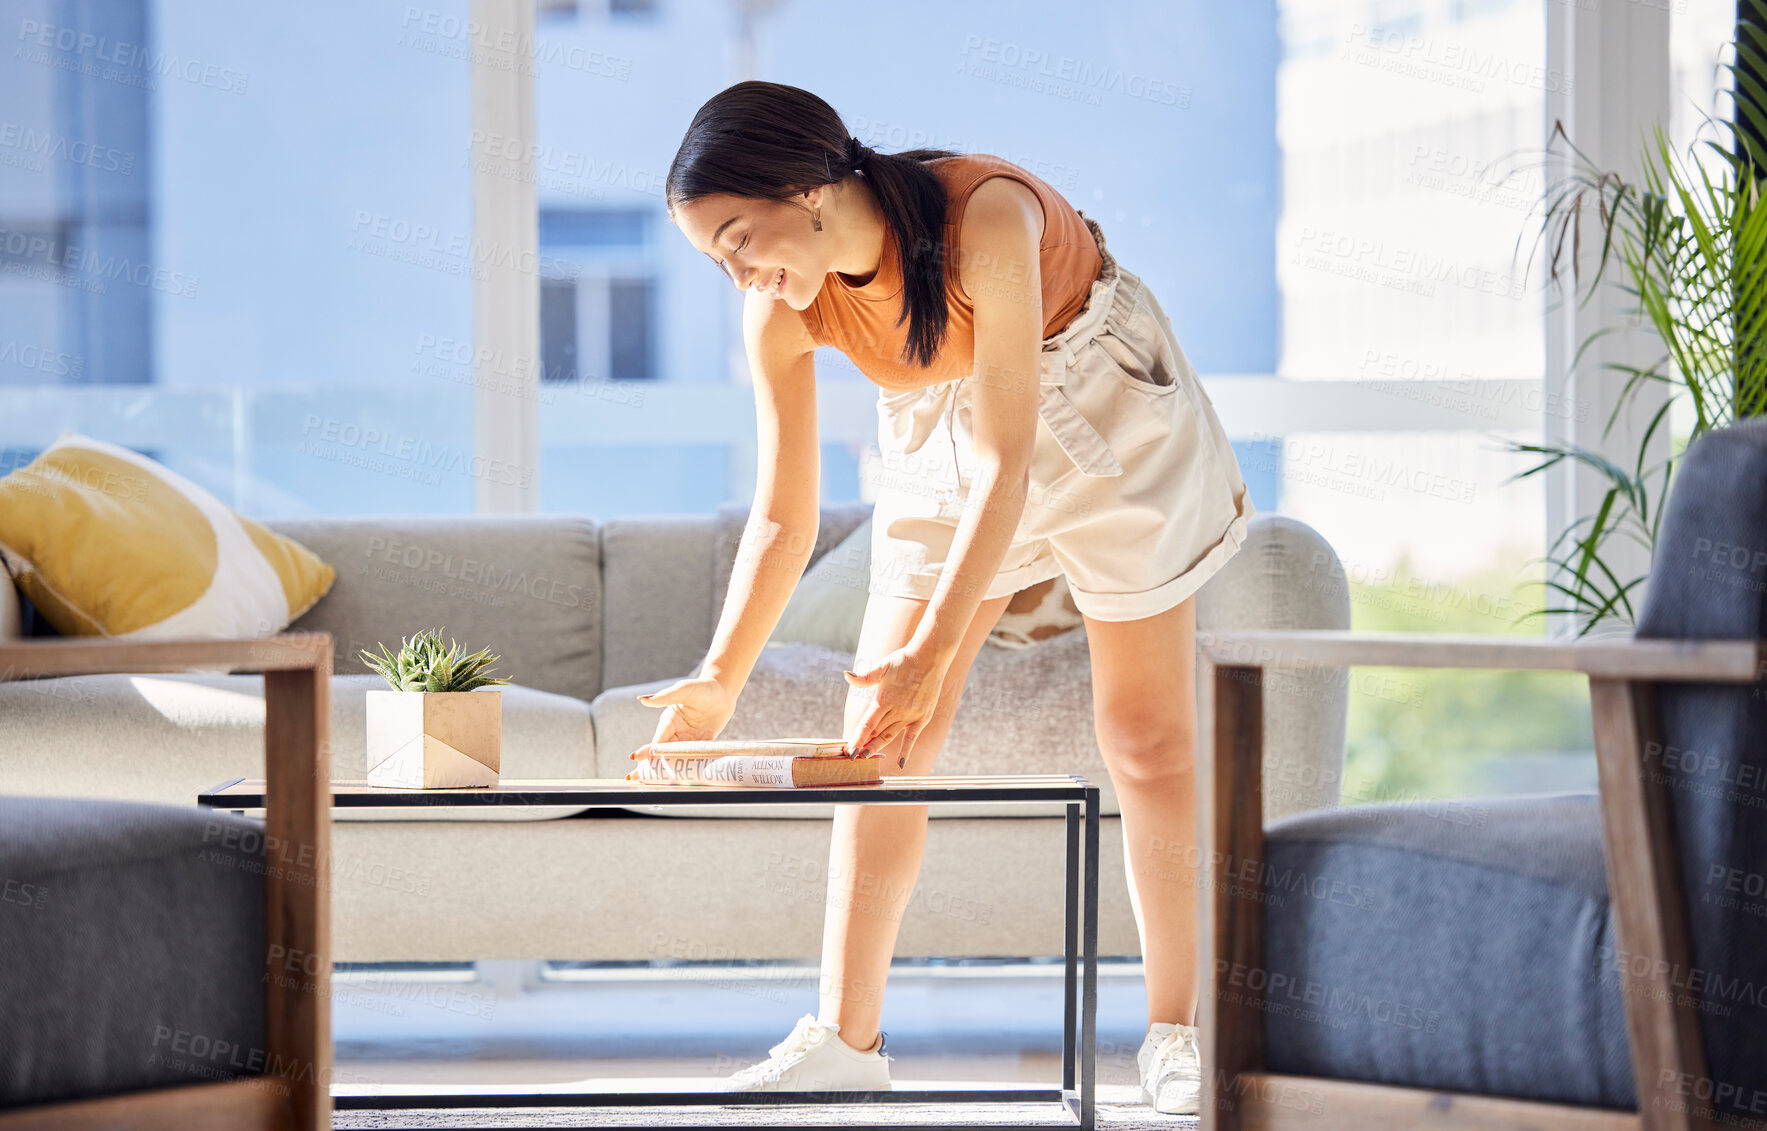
[0,432,336,638]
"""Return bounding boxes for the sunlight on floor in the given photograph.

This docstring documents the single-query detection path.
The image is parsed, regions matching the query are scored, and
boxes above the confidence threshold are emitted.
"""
[332,961,1155,1092]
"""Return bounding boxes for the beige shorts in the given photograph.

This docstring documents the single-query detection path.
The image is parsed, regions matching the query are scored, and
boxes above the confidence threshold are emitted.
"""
[868,210,1254,622]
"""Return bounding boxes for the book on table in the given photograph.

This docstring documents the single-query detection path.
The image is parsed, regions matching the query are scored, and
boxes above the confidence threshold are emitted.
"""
[625,737,882,787]
[629,738,851,760]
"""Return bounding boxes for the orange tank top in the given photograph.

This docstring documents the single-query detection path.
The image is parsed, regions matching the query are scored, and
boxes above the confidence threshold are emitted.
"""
[799,152,1103,391]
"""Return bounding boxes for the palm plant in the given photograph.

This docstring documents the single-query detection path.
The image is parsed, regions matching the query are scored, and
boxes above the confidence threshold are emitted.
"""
[1505,18,1767,634]
[360,628,510,693]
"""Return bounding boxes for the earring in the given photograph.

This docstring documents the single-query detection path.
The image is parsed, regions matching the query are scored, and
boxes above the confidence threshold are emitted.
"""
[813,209,822,232]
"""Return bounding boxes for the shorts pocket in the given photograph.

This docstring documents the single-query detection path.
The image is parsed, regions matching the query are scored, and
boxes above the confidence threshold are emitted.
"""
[1091,288,1179,398]
[1086,325,1179,399]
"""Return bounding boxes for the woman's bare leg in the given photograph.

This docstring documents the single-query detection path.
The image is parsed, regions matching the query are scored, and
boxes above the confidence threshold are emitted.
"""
[816,590,1014,1051]
[1080,596,1200,1027]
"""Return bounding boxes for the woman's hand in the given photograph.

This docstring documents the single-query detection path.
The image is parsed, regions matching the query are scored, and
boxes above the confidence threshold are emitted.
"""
[844,644,951,767]
[634,676,738,753]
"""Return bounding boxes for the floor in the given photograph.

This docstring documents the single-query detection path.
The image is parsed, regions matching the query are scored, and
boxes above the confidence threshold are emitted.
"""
[329,958,1199,1128]
[329,1095,1189,1129]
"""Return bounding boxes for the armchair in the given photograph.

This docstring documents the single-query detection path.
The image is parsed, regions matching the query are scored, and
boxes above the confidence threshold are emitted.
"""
[0,634,333,1131]
[1195,418,1767,1130]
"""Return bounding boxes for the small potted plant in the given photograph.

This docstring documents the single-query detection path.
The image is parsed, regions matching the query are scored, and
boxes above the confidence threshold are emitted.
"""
[360,628,509,789]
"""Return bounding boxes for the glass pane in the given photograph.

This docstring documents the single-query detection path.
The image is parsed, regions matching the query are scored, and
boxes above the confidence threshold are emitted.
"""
[533,0,1280,521]
[1668,1,1739,445]
[0,2,475,515]
[1274,0,1605,799]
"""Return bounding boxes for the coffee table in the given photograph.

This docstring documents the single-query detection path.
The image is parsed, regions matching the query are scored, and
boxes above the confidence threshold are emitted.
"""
[199,773,1102,1131]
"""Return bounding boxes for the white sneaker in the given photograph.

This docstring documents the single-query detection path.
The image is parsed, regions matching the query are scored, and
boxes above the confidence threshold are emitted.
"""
[1138,1021,1202,1115]
[720,1013,893,1094]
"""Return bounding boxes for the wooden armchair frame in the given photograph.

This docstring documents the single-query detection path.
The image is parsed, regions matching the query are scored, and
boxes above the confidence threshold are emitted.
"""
[0,633,333,1131]
[1196,629,1765,1131]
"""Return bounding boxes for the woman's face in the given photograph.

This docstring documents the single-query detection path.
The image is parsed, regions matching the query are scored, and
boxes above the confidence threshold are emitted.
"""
[673,189,823,310]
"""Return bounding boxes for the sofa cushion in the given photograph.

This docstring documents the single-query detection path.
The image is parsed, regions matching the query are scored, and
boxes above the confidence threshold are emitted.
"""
[0,432,335,638]
[596,512,1351,822]
[594,634,1108,819]
[766,515,873,653]
[0,674,593,822]
[754,500,1092,654]
[1633,417,1767,1116]
[711,500,874,623]
[268,515,601,703]
[597,502,884,692]
[760,508,1087,654]
[1260,793,1634,1108]
[600,515,718,691]
[0,796,267,1108]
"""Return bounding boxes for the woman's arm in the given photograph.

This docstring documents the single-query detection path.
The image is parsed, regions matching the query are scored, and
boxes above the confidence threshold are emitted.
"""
[908,176,1046,666]
[699,288,824,696]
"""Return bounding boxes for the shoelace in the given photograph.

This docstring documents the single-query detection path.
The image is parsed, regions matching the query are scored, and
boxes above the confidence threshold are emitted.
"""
[730,1017,891,1085]
[1148,1026,1200,1085]
[731,1015,823,1085]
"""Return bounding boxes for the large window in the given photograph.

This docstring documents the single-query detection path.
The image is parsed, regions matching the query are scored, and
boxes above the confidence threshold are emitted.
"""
[1270,0,1576,798]
[0,0,1739,795]
[1,0,478,513]
[1,2,153,396]
[530,0,1281,515]
[1269,0,1735,799]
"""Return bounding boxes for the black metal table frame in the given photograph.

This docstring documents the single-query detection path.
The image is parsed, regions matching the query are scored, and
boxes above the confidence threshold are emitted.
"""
[198,774,1102,1131]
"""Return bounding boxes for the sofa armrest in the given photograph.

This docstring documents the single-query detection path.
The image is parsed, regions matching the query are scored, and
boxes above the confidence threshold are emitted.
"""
[1195,515,1352,821]
[0,633,332,1131]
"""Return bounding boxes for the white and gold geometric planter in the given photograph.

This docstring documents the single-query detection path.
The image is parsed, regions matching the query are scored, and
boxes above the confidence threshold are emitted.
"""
[365,689,501,789]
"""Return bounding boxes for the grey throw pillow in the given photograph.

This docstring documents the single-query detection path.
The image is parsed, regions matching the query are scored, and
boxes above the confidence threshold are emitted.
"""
[762,514,1084,654]
[764,516,872,653]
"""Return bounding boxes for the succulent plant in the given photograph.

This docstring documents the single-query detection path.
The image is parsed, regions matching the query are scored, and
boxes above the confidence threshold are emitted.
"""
[360,628,510,693]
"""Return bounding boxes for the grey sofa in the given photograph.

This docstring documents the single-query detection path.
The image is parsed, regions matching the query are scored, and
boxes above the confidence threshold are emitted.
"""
[0,500,1351,963]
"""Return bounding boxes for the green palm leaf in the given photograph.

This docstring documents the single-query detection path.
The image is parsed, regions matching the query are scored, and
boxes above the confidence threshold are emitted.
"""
[1506,39,1763,634]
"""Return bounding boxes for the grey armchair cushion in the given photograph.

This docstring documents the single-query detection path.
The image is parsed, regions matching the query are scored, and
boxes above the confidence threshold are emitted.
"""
[270,515,603,702]
[1634,417,1767,1116]
[1260,793,1635,1108]
[0,797,267,1109]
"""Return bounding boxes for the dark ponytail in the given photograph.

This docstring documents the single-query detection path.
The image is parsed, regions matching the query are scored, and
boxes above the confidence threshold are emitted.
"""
[666,81,961,370]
